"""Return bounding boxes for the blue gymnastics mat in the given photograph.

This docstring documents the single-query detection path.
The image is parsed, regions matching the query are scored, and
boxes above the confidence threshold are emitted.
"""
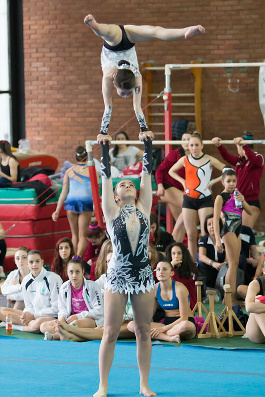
[0,338,265,396]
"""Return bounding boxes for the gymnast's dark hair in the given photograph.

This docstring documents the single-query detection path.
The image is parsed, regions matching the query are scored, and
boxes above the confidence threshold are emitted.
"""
[76,146,87,162]
[165,242,196,279]
[28,250,42,259]
[112,130,130,158]
[0,140,18,161]
[114,60,135,90]
[67,258,85,273]
[222,166,237,180]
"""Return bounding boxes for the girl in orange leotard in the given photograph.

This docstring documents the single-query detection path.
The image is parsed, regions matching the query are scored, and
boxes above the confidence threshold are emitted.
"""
[169,133,225,261]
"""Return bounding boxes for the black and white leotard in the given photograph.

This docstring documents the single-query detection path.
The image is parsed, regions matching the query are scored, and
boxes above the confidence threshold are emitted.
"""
[101,137,154,294]
[101,25,140,78]
[106,204,155,294]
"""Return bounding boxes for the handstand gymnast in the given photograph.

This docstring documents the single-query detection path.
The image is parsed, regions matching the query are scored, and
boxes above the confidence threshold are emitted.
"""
[84,14,205,134]
[93,130,156,397]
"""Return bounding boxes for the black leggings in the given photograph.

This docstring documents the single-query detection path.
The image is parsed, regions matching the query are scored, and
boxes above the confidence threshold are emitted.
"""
[0,239,7,267]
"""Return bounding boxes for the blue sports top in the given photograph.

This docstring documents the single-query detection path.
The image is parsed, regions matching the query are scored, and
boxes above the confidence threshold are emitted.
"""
[156,280,180,310]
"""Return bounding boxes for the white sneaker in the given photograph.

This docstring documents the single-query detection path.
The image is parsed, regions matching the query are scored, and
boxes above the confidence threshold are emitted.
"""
[12,324,23,331]
[44,332,54,341]
[0,322,6,328]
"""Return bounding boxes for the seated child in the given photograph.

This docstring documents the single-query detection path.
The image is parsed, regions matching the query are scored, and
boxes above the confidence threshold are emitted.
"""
[1,246,30,310]
[0,250,62,332]
[41,258,104,340]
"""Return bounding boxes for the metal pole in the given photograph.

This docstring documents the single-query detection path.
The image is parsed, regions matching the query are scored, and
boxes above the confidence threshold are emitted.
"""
[85,141,104,228]
[90,140,265,145]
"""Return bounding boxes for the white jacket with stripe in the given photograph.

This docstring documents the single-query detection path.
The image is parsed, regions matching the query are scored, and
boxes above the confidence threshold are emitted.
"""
[1,269,24,301]
[22,267,62,318]
[58,278,104,326]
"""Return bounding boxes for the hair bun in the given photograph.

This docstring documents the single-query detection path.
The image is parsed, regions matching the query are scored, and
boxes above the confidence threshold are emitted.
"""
[118,60,130,67]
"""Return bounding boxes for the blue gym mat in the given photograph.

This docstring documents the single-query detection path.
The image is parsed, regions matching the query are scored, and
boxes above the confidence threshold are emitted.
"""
[0,338,264,396]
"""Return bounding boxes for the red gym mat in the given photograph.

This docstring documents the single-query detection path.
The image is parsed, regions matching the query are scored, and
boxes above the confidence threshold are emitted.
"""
[0,203,67,221]
[5,231,71,251]
[2,217,70,237]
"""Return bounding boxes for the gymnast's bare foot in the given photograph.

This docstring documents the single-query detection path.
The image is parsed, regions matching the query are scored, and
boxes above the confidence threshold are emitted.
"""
[84,14,99,31]
[58,321,75,333]
[139,384,157,396]
[93,385,108,397]
[169,334,181,343]
[55,323,71,341]
[185,25,205,39]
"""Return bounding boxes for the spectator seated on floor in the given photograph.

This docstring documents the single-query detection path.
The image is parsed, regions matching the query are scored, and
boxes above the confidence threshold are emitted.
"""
[51,237,75,282]
[197,214,227,298]
[127,261,196,343]
[83,221,108,274]
[165,242,197,309]
[150,212,174,255]
[245,257,265,344]
[0,250,62,332]
[109,130,143,173]
[40,258,104,341]
[90,239,112,282]
[0,246,30,310]
[239,225,261,285]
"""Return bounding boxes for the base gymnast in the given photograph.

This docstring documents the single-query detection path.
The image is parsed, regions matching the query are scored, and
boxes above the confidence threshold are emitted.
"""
[93,130,156,397]
[84,14,205,135]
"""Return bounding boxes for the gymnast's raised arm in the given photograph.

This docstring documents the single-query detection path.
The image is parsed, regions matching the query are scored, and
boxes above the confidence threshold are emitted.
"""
[137,131,154,215]
[97,134,119,223]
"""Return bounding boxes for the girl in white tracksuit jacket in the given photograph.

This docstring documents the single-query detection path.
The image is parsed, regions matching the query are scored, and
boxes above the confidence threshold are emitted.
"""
[0,250,62,333]
[1,246,30,309]
[40,258,104,340]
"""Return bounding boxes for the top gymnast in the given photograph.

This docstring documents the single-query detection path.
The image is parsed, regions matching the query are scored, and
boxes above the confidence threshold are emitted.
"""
[94,130,156,397]
[84,14,205,134]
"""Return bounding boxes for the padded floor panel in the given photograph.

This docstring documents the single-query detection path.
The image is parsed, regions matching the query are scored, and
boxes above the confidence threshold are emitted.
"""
[0,202,67,221]
[2,217,69,237]
[5,231,71,251]
[0,187,60,204]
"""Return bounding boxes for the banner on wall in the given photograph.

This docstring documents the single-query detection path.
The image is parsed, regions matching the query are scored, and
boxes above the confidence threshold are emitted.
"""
[259,64,265,126]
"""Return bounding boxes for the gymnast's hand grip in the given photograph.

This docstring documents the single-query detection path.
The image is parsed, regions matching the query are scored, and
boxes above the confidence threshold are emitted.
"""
[100,140,111,179]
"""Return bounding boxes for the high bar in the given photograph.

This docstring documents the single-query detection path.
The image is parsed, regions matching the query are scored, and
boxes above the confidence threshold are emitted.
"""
[143,62,265,72]
[88,140,265,146]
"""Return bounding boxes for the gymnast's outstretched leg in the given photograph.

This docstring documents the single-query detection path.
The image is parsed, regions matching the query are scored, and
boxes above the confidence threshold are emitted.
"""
[84,14,205,45]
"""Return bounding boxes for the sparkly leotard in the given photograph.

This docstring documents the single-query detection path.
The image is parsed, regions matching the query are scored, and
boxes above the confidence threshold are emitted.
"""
[220,192,242,237]
[106,203,155,294]
[64,170,93,213]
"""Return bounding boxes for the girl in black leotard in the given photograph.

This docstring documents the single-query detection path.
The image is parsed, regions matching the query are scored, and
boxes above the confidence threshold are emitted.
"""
[84,14,205,136]
[0,140,20,187]
[214,168,252,305]
[94,131,156,397]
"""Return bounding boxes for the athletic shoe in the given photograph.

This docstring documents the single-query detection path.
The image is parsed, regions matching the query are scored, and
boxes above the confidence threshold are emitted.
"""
[44,332,54,341]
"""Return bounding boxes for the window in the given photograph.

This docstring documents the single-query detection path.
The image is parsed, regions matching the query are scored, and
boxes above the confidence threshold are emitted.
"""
[0,0,25,146]
[0,0,11,141]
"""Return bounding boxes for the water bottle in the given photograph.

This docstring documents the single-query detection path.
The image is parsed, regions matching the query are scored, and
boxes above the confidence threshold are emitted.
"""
[6,313,13,335]
[234,188,243,209]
